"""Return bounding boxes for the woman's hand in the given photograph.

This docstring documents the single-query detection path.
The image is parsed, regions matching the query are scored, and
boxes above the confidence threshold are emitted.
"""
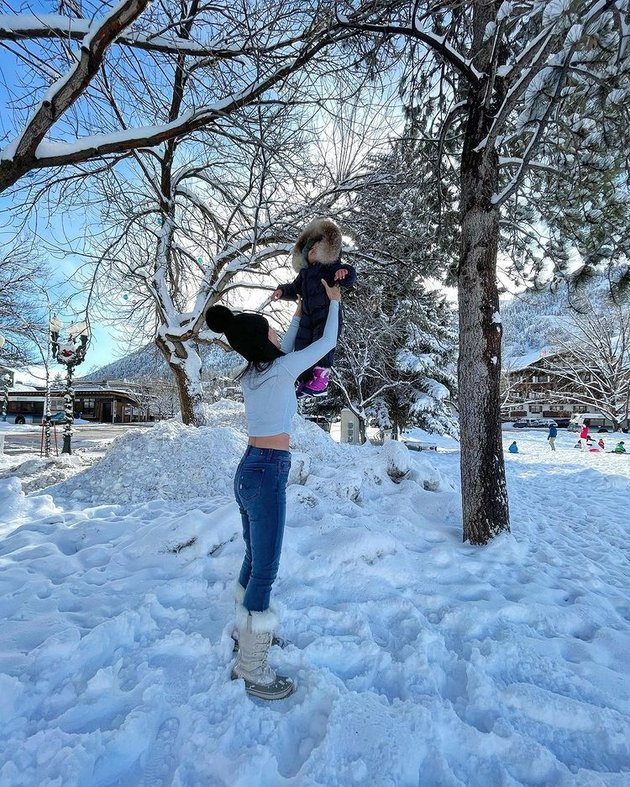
[321,278,341,302]
[271,288,283,301]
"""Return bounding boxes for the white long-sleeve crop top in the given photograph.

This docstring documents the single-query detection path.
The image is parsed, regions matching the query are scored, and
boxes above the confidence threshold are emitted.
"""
[241,301,339,436]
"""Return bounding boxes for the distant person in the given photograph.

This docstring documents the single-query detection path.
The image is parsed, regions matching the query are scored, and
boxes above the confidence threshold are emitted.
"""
[613,440,626,454]
[597,438,605,450]
[508,441,519,454]
[579,424,590,450]
[547,424,557,451]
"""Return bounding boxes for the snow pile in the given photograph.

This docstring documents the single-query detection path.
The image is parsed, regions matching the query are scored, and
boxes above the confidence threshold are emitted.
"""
[196,398,247,432]
[0,476,60,536]
[42,417,248,505]
[39,403,444,511]
[0,453,89,496]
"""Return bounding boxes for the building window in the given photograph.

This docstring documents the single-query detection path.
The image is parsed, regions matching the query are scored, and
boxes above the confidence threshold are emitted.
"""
[530,405,543,413]
[78,397,96,415]
[574,405,587,413]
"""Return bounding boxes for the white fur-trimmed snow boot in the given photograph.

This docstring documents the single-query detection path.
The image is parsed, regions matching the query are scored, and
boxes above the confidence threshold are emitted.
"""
[231,604,294,700]
[231,584,287,652]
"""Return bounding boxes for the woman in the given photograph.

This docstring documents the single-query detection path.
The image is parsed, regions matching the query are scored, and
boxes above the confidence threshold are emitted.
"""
[205,280,341,700]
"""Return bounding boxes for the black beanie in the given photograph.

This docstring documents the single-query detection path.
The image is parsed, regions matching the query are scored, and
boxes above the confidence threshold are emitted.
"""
[205,304,279,363]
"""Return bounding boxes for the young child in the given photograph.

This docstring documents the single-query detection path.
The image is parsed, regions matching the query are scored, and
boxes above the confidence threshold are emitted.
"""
[272,218,356,397]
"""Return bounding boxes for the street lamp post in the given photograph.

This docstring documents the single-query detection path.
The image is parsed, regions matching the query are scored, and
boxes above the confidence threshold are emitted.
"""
[49,317,89,455]
[0,334,11,422]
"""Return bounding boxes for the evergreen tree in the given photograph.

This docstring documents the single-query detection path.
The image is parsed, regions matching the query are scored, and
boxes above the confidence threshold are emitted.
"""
[333,265,457,441]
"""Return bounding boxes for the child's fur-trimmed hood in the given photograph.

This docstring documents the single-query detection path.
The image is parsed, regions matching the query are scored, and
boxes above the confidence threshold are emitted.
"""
[291,218,342,272]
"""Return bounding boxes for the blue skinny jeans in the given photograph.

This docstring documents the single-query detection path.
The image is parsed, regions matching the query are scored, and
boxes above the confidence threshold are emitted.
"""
[234,446,291,612]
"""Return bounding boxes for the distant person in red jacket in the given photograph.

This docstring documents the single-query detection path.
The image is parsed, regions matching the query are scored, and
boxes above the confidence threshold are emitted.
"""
[579,424,590,450]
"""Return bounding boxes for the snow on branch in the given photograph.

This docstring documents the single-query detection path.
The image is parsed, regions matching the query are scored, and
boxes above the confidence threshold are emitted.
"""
[0,13,90,36]
[335,13,481,86]
[478,0,616,160]
[0,0,150,189]
[498,157,561,175]
[491,54,576,206]
[0,13,264,57]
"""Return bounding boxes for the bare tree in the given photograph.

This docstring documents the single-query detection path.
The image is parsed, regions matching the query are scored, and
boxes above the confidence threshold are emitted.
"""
[83,128,379,422]
[1,1,374,424]
[546,308,630,431]
[338,0,630,543]
[0,241,54,366]
[72,34,396,425]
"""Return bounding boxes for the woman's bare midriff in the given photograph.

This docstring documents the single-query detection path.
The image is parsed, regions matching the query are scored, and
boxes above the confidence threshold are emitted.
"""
[248,434,290,450]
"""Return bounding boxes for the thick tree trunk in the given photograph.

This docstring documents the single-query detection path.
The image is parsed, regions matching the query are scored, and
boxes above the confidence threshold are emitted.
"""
[156,336,206,426]
[457,0,510,544]
[458,205,510,543]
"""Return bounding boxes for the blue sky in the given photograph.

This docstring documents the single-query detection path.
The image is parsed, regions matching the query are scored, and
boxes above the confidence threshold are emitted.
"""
[0,5,129,371]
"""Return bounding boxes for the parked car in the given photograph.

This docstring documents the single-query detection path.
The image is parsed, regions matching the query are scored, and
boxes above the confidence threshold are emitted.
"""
[567,413,616,432]
[513,417,557,429]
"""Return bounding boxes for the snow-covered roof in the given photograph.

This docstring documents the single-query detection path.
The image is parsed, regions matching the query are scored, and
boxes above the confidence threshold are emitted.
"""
[504,347,560,372]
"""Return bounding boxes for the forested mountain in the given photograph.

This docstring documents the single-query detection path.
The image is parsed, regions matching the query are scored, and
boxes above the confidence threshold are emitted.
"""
[83,341,239,382]
[501,269,628,363]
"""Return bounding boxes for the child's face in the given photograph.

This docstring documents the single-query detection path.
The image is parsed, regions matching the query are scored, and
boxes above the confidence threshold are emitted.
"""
[307,242,319,264]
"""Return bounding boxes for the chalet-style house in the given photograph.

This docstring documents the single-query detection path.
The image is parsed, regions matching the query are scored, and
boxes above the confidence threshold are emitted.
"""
[501,349,629,429]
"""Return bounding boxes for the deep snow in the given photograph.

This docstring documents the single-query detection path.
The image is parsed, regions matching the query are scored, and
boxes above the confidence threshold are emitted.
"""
[0,404,629,786]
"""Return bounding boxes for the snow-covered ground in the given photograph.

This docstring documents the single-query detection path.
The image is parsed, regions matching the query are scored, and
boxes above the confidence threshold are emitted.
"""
[1,403,629,786]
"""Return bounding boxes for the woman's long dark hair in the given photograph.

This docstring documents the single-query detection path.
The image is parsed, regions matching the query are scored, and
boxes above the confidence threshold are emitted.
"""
[235,350,285,382]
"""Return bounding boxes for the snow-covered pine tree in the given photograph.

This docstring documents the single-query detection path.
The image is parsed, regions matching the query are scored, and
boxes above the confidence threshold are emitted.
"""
[332,117,458,439]
[391,294,458,438]
[349,103,460,287]
[333,267,457,441]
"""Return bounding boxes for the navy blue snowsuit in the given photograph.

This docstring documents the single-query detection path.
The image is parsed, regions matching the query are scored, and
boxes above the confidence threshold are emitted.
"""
[278,259,356,369]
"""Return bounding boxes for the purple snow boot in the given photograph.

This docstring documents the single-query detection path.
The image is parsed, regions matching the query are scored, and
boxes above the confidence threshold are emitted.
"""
[300,367,331,397]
